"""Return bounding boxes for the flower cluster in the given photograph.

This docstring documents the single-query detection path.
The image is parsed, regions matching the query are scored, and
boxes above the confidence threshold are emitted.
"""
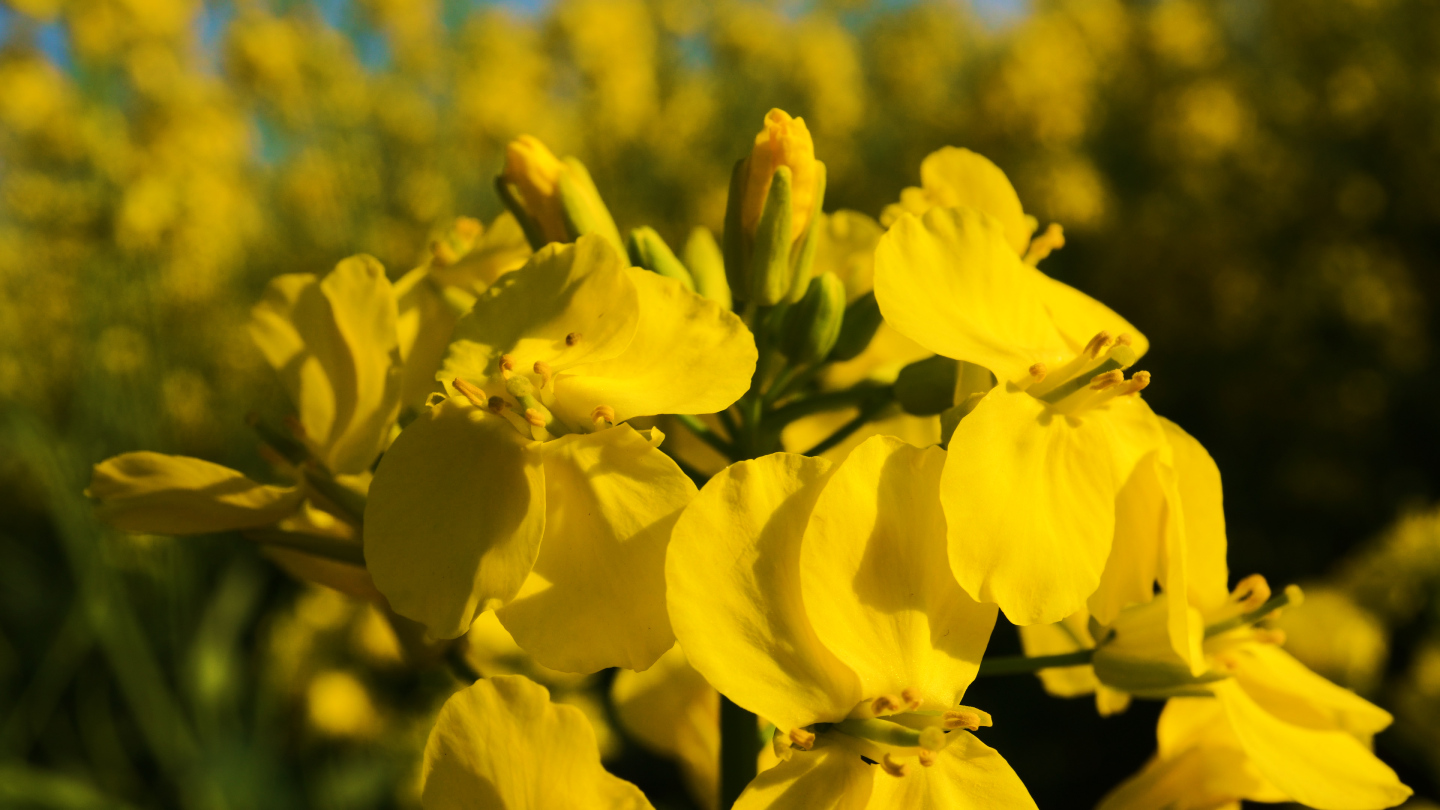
[88,110,1412,810]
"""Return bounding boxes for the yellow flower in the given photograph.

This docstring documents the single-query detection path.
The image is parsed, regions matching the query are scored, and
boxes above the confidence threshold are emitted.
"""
[667,435,1035,808]
[88,255,404,598]
[420,674,652,810]
[1023,421,1411,809]
[364,235,756,673]
[503,136,568,244]
[874,154,1162,626]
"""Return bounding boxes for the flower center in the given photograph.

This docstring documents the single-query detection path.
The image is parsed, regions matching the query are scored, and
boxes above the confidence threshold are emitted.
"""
[1021,330,1150,415]
[451,354,615,441]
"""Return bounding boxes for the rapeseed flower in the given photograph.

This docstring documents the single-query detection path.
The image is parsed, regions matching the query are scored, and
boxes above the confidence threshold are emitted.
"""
[668,435,1034,808]
[364,234,755,673]
[874,148,1162,626]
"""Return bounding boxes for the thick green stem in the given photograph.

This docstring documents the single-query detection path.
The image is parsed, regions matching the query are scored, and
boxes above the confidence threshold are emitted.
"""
[977,649,1095,676]
[720,697,763,808]
[674,413,734,457]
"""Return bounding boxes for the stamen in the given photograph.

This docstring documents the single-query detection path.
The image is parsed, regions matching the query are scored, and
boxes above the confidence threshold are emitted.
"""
[565,332,581,346]
[880,753,909,778]
[1114,333,1132,347]
[592,405,615,429]
[900,688,922,711]
[943,708,991,730]
[1089,370,1124,391]
[1028,363,1048,384]
[1124,370,1151,395]
[871,695,903,716]
[1084,331,1113,359]
[1204,582,1303,639]
[487,396,508,414]
[506,376,571,437]
[788,728,816,751]
[918,749,937,768]
[498,354,517,379]
[533,361,553,389]
[283,414,308,442]
[524,409,546,428]
[1231,574,1272,611]
[1022,222,1066,265]
[452,378,489,409]
[1253,629,1287,645]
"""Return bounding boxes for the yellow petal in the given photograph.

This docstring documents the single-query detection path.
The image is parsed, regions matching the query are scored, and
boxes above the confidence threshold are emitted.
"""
[944,386,1160,624]
[88,452,302,534]
[440,235,639,391]
[551,268,757,425]
[667,453,862,733]
[865,730,1037,810]
[496,425,687,673]
[421,674,653,810]
[1034,273,1149,365]
[814,210,884,302]
[427,210,533,292]
[1091,596,1209,698]
[874,206,1069,384]
[262,546,382,603]
[800,435,996,708]
[882,147,1033,256]
[733,740,873,810]
[1227,643,1394,738]
[612,645,719,810]
[1017,613,1100,698]
[1214,678,1411,810]
[364,397,545,640]
[1163,418,1231,613]
[394,267,466,410]
[249,256,403,475]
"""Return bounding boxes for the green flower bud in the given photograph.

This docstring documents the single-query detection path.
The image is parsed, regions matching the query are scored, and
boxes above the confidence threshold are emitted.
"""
[496,135,624,256]
[683,226,731,309]
[894,355,960,416]
[626,227,694,291]
[828,291,882,362]
[780,272,846,365]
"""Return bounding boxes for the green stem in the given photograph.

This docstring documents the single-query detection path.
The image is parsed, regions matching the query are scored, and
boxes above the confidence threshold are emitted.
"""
[766,385,893,428]
[720,697,763,808]
[674,413,734,457]
[977,649,1095,676]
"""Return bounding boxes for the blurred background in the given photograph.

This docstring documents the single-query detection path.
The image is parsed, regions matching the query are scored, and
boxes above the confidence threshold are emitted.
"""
[3,0,1440,807]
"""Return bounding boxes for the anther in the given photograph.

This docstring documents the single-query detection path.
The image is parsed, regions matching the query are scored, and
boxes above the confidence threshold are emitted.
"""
[1231,574,1272,611]
[1115,333,1132,347]
[880,753,909,778]
[282,414,308,442]
[788,728,816,751]
[565,332,581,346]
[1089,370,1125,391]
[918,749,937,768]
[1253,629,1287,646]
[1022,222,1066,265]
[1028,363,1047,383]
[452,378,489,409]
[1124,371,1151,395]
[487,396,508,414]
[592,405,616,428]
[900,688,922,711]
[524,408,547,428]
[871,695,903,716]
[943,709,989,731]
[498,354,517,379]
[533,361,553,389]
[1084,331,1113,358]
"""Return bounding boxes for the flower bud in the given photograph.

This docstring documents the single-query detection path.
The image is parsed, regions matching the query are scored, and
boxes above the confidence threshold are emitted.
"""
[780,272,846,365]
[828,291,882,361]
[626,227,694,291]
[895,355,960,416]
[496,135,624,255]
[723,109,828,306]
[682,226,732,309]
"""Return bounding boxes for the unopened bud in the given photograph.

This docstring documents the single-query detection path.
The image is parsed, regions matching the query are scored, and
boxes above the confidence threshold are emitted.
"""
[895,355,961,416]
[683,226,732,309]
[828,291,882,362]
[497,135,623,255]
[723,109,828,305]
[627,227,695,291]
[780,272,845,364]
